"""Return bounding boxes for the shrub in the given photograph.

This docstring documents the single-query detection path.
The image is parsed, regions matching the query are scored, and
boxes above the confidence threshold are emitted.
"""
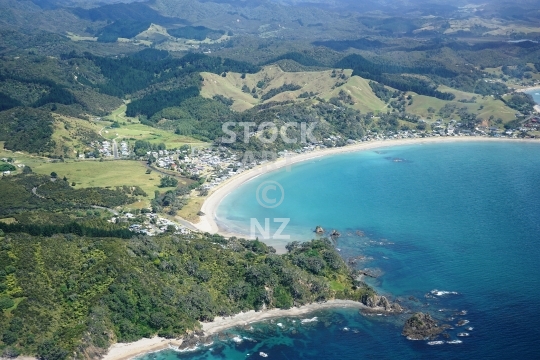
[0,296,15,310]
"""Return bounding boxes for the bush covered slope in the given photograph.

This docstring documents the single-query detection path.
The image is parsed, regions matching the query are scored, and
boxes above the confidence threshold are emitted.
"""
[0,231,371,358]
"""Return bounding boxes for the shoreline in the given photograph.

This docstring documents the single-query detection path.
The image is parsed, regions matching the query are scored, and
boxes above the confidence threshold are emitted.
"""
[201,299,368,336]
[102,300,368,360]
[517,85,540,93]
[102,336,182,360]
[103,136,539,360]
[195,136,538,247]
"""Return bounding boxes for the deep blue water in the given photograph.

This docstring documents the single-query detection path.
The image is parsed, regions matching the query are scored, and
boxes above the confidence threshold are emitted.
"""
[140,142,540,359]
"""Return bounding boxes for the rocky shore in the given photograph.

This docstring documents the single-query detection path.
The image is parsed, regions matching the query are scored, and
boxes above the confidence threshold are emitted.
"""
[402,312,449,340]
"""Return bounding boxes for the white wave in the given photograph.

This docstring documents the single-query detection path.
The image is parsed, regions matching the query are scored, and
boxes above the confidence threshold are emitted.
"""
[467,327,474,331]
[427,341,445,345]
[277,323,283,328]
[301,317,318,323]
[447,340,463,344]
[343,327,349,331]
[457,333,470,337]
[431,289,459,296]
[170,345,199,353]
[231,336,243,343]
[259,351,269,357]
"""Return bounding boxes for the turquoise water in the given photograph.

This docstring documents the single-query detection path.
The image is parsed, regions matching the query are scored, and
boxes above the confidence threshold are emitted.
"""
[526,89,540,104]
[141,142,540,359]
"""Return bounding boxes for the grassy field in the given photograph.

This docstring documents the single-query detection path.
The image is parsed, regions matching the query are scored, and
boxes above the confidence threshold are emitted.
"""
[0,145,184,208]
[201,66,387,113]
[102,123,208,149]
[104,103,138,123]
[177,196,205,223]
[30,160,187,201]
[102,105,209,149]
[406,85,516,123]
[50,115,104,157]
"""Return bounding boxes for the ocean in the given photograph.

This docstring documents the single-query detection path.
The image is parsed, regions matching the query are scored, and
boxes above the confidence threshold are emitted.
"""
[526,89,540,105]
[140,142,540,359]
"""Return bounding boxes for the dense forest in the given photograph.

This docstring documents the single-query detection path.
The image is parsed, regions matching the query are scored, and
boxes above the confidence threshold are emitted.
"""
[96,20,152,43]
[0,108,55,154]
[126,87,200,118]
[335,54,456,100]
[0,231,371,359]
[504,93,536,115]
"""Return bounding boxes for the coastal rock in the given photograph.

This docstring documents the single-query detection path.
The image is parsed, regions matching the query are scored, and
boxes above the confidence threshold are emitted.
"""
[330,230,341,237]
[361,294,403,313]
[315,226,324,234]
[402,313,444,340]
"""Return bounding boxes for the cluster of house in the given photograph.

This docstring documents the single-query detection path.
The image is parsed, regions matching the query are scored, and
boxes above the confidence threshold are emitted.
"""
[83,141,111,158]
[109,212,190,236]
[519,116,540,132]
[120,142,129,157]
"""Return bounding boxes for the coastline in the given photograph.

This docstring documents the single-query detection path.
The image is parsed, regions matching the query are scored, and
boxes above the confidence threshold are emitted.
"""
[102,300,368,360]
[195,136,538,245]
[102,336,183,360]
[517,85,540,93]
[102,136,539,360]
[201,299,368,336]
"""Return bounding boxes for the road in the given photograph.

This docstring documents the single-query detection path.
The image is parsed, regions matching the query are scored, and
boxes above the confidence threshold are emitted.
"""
[113,139,119,159]
[174,217,199,231]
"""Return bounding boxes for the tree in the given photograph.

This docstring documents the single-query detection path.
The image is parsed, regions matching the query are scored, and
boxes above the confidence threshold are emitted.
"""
[0,296,14,310]
[50,172,57,179]
[159,176,178,188]
[37,340,68,360]
[0,163,16,172]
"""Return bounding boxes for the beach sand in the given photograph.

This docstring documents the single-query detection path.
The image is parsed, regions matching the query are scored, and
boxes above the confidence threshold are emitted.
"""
[517,85,540,93]
[102,336,183,360]
[195,136,537,248]
[103,300,368,360]
[201,299,368,336]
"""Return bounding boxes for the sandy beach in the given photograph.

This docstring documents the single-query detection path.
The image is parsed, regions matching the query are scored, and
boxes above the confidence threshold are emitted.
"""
[201,299,368,336]
[102,300,368,360]
[517,85,540,93]
[195,136,537,246]
[102,336,183,360]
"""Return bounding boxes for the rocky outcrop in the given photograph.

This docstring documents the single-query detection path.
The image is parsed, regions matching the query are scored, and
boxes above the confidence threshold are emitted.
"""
[361,294,403,313]
[402,312,446,340]
[315,226,324,234]
[330,229,341,237]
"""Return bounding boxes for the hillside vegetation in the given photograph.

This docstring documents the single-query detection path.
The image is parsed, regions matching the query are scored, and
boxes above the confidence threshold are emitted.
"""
[201,66,387,112]
[0,231,370,359]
